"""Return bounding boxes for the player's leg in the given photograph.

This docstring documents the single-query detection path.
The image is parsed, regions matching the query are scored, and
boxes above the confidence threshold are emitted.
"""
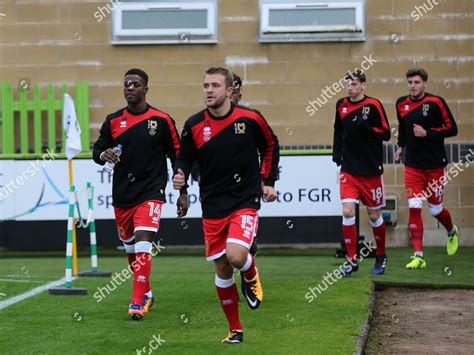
[426,168,459,256]
[339,172,359,276]
[214,255,244,344]
[404,167,427,269]
[128,200,162,320]
[114,207,144,317]
[241,216,258,299]
[203,215,243,344]
[366,208,387,275]
[226,209,262,309]
[360,175,387,275]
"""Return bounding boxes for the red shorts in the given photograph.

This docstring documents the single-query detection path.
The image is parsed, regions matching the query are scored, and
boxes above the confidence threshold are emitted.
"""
[114,200,162,243]
[405,166,446,205]
[339,172,385,209]
[202,208,258,261]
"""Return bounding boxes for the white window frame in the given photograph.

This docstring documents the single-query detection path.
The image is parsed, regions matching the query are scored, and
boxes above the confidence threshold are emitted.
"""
[112,1,218,45]
[259,0,366,43]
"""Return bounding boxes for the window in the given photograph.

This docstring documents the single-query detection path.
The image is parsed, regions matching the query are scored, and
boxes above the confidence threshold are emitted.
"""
[112,0,218,45]
[259,0,366,43]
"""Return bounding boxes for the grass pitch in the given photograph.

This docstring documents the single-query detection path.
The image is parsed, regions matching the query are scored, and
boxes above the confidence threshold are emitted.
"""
[0,247,473,354]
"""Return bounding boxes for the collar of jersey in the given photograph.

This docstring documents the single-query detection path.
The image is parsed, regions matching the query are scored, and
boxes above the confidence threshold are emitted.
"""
[126,104,150,116]
[346,95,367,104]
[408,93,428,103]
[206,103,235,120]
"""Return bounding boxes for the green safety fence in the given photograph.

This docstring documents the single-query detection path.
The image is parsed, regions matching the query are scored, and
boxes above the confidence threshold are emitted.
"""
[0,81,90,158]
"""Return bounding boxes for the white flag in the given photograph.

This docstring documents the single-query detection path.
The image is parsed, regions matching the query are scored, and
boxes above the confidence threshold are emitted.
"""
[63,93,82,160]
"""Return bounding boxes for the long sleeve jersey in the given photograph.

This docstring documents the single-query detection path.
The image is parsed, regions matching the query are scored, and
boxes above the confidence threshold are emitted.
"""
[93,105,181,208]
[175,104,280,219]
[333,95,391,176]
[396,93,458,169]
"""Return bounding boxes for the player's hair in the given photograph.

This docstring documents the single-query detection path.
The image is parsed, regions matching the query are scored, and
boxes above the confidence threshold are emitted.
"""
[125,68,149,86]
[406,68,428,81]
[345,69,366,83]
[232,73,242,90]
[204,67,234,88]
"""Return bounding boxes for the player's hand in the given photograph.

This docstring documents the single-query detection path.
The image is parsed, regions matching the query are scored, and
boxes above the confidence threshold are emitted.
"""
[394,147,403,162]
[173,169,186,189]
[263,186,277,202]
[176,193,189,218]
[413,124,427,137]
[100,148,121,163]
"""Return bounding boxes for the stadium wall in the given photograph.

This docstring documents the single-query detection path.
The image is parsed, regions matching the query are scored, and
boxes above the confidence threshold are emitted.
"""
[0,0,472,247]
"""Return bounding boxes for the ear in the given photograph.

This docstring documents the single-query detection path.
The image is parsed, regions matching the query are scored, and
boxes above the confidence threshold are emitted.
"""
[226,85,234,98]
[144,86,149,94]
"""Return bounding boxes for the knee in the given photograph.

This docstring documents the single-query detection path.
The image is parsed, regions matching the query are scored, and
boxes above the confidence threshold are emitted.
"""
[342,205,355,219]
[135,230,155,243]
[429,203,443,217]
[226,252,246,269]
[367,209,381,223]
[214,256,234,279]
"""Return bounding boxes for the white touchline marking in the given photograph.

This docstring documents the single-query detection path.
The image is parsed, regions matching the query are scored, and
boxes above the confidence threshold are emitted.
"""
[0,277,77,310]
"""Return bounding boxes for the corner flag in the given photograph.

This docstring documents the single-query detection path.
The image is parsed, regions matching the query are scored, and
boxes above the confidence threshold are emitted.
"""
[63,93,82,159]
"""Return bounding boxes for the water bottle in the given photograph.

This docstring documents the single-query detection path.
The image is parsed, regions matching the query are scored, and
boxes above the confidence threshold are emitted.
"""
[104,144,122,172]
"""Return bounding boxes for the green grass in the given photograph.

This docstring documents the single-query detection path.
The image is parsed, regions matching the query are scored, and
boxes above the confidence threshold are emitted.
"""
[0,247,473,354]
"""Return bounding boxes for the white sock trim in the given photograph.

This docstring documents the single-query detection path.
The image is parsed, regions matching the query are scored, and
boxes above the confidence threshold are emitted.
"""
[145,290,153,297]
[369,216,384,228]
[239,254,253,272]
[342,216,356,226]
[408,198,423,209]
[135,241,153,254]
[215,275,235,288]
[428,203,443,217]
[123,243,135,254]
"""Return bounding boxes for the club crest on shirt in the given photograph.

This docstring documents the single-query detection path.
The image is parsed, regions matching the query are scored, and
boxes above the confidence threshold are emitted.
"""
[203,126,212,142]
[362,106,370,120]
[404,105,410,111]
[234,122,246,134]
[422,104,429,117]
[120,118,127,128]
[148,119,157,136]
[342,106,347,113]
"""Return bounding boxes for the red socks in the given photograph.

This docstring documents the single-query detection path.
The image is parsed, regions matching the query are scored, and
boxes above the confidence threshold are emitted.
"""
[409,208,423,253]
[370,216,386,256]
[131,242,152,305]
[240,254,257,281]
[433,207,454,233]
[215,276,242,331]
[342,216,357,259]
[127,253,136,267]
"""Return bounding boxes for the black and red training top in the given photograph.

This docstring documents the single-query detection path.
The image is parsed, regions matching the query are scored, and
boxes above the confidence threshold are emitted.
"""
[175,104,280,219]
[396,93,457,169]
[333,96,391,176]
[93,105,181,208]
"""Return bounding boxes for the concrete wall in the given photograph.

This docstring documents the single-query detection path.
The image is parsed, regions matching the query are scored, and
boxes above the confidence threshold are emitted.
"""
[0,0,472,245]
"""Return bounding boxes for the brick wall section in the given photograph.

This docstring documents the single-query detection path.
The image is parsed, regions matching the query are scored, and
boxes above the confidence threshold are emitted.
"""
[0,0,472,244]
